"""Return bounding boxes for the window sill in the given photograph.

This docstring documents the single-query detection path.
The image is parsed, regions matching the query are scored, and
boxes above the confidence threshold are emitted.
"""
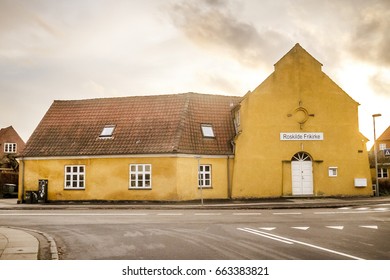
[129,187,152,190]
[64,188,86,190]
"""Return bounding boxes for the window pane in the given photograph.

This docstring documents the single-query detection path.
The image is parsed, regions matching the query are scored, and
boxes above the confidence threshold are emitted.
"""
[73,166,78,172]
[131,181,136,187]
[145,165,151,172]
[79,166,84,173]
[205,165,210,172]
[201,125,215,137]
[66,166,71,173]
[79,181,84,188]
[138,165,143,172]
[73,181,77,188]
[131,165,136,172]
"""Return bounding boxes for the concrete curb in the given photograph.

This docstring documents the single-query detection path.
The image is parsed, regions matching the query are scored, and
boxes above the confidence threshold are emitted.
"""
[4,226,59,260]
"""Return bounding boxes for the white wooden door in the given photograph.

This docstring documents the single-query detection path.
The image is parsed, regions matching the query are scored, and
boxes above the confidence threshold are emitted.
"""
[291,152,313,195]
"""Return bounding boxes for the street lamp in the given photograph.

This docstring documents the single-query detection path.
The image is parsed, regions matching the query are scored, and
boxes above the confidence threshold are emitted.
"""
[373,113,382,197]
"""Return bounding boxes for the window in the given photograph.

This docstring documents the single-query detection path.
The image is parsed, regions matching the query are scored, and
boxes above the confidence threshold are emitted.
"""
[4,143,17,153]
[328,167,338,177]
[378,168,388,179]
[198,164,212,188]
[201,124,215,138]
[65,165,85,189]
[379,143,386,151]
[100,125,115,138]
[130,164,152,189]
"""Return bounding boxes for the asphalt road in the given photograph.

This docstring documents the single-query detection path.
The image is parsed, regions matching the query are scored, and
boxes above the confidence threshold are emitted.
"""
[1,204,389,260]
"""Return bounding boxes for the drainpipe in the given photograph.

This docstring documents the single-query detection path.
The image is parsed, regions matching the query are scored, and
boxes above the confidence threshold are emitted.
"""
[227,155,232,199]
[19,157,25,204]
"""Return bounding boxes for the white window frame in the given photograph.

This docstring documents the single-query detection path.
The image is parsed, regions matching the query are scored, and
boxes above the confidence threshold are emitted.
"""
[378,168,388,179]
[129,164,152,189]
[100,125,116,138]
[64,165,86,189]
[328,167,338,177]
[4,143,17,153]
[379,143,386,151]
[198,164,212,188]
[201,124,215,138]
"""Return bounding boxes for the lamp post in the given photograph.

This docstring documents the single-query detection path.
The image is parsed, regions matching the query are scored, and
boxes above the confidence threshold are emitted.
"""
[373,114,382,197]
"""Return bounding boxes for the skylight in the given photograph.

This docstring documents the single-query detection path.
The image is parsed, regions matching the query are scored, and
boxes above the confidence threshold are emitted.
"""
[201,124,215,138]
[100,125,115,138]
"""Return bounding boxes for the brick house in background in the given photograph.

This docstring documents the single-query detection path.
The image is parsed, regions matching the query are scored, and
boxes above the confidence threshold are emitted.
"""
[369,125,390,193]
[0,126,25,190]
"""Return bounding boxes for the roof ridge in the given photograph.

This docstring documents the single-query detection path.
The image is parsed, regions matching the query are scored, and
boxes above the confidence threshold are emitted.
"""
[172,93,191,152]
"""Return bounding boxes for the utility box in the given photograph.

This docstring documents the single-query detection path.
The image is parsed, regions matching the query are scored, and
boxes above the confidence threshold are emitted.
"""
[38,179,48,203]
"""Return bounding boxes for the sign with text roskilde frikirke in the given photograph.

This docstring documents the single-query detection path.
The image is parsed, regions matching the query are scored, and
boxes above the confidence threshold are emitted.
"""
[280,132,324,141]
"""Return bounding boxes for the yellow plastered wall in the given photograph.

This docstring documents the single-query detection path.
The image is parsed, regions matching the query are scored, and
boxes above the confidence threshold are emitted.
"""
[19,156,232,201]
[175,157,232,200]
[231,45,372,198]
[19,157,178,201]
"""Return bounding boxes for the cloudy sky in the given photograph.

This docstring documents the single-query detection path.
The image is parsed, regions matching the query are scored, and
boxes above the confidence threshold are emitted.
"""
[0,0,389,148]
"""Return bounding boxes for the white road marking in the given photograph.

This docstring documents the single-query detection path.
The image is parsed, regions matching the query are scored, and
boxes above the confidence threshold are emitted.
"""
[292,227,310,230]
[157,213,183,216]
[356,207,369,210]
[238,227,364,260]
[314,209,390,214]
[194,213,222,216]
[273,212,302,215]
[259,227,276,231]
[373,208,388,211]
[238,228,293,244]
[338,207,351,210]
[359,225,378,229]
[233,213,262,216]
[326,226,344,230]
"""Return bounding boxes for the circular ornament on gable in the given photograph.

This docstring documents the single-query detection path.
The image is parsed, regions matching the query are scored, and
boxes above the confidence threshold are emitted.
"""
[292,107,309,124]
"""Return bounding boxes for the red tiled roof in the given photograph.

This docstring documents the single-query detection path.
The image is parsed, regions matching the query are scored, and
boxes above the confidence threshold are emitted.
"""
[22,93,241,157]
[378,126,390,141]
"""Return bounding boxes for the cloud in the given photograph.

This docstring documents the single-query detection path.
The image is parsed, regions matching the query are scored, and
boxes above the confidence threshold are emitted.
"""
[348,0,390,67]
[369,69,390,97]
[167,0,290,68]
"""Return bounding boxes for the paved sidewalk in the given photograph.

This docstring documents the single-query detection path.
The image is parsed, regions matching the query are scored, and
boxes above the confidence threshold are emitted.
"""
[0,227,39,260]
[1,196,390,210]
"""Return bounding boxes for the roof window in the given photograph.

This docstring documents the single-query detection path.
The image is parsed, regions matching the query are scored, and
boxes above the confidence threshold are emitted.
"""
[100,125,115,138]
[201,124,215,138]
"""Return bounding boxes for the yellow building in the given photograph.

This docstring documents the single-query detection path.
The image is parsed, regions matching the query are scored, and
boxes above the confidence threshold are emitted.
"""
[18,44,372,202]
[232,44,372,198]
